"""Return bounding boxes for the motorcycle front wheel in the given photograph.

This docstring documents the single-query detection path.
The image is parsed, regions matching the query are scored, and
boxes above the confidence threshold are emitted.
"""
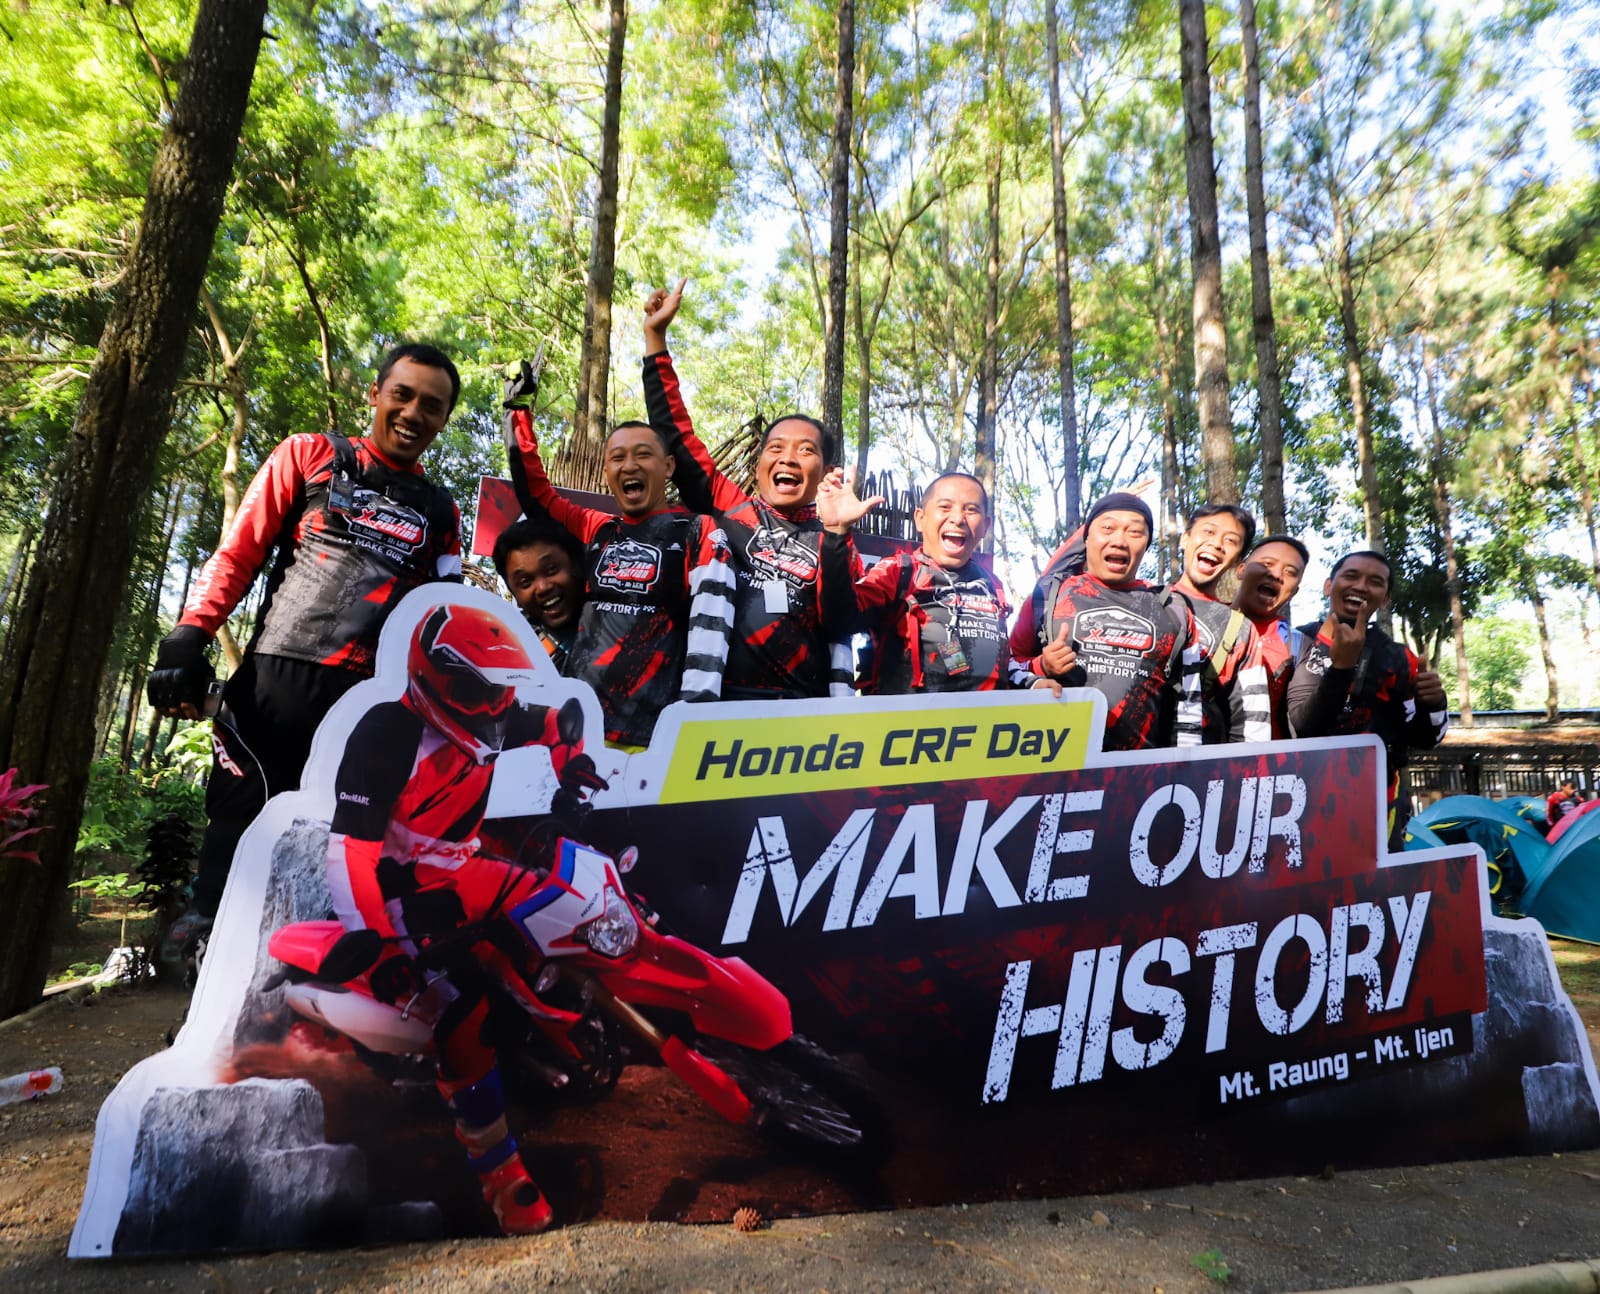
[698,1035,891,1166]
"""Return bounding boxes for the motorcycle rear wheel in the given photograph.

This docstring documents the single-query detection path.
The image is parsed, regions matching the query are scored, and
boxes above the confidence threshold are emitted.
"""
[700,1035,890,1165]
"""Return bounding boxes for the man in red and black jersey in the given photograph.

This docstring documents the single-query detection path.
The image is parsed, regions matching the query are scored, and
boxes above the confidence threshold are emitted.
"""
[148,344,464,924]
[325,601,603,1234]
[1286,549,1449,848]
[1230,534,1310,738]
[1011,492,1203,751]
[502,368,735,748]
[823,473,1021,694]
[638,281,872,700]
[1167,503,1272,744]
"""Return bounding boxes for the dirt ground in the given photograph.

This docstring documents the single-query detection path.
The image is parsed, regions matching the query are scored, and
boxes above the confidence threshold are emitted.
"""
[3,940,1600,1294]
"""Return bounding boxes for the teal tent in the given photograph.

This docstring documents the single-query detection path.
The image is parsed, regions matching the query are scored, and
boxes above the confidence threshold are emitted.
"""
[1407,796,1552,914]
[1520,805,1600,944]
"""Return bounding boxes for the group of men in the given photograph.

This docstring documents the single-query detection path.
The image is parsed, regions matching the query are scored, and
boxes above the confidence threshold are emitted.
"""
[142,286,1449,1235]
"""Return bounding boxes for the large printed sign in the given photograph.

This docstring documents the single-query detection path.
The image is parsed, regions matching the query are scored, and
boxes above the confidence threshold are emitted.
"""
[72,589,1600,1258]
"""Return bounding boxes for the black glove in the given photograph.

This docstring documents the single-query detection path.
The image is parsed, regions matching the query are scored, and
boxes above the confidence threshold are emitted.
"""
[147,625,215,712]
[551,784,593,827]
[369,953,424,1006]
[559,752,606,795]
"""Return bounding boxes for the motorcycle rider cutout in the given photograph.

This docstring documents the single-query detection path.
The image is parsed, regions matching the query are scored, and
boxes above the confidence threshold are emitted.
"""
[324,600,604,1235]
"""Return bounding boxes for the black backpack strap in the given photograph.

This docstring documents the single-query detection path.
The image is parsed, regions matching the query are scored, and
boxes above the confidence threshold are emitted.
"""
[1162,588,1195,677]
[1038,570,1067,650]
[323,431,358,482]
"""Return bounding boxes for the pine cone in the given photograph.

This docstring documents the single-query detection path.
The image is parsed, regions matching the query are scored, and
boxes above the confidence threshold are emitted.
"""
[732,1206,763,1234]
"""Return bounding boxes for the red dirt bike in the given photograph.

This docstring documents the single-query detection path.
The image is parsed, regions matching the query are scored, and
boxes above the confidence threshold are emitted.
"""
[266,827,886,1163]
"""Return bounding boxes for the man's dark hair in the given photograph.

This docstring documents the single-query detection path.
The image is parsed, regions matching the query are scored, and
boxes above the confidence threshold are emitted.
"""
[921,471,991,515]
[1186,502,1257,553]
[609,418,670,454]
[763,413,837,467]
[1330,548,1393,590]
[1250,533,1311,567]
[377,343,461,411]
[492,517,583,581]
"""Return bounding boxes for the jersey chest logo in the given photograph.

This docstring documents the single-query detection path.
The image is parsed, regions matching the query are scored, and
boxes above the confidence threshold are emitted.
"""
[1073,606,1156,654]
[594,537,664,595]
[343,484,428,553]
[745,525,817,590]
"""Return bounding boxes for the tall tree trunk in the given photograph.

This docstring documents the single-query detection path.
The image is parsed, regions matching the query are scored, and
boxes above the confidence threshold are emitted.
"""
[202,285,250,671]
[1152,211,1184,575]
[572,0,627,461]
[1419,339,1470,726]
[1179,0,1236,504]
[975,6,1003,531]
[1045,0,1081,530]
[851,156,873,480]
[286,248,339,433]
[821,0,855,438]
[1240,0,1285,532]
[1526,573,1559,722]
[1331,189,1383,550]
[0,0,267,1019]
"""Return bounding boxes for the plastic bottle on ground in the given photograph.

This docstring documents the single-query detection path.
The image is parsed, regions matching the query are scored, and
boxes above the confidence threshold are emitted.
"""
[0,1066,63,1106]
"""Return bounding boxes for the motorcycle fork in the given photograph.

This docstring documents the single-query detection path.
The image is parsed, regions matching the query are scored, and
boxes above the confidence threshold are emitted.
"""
[580,975,753,1125]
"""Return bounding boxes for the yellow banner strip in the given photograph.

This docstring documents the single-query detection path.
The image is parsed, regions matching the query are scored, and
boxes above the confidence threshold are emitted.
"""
[659,701,1097,804]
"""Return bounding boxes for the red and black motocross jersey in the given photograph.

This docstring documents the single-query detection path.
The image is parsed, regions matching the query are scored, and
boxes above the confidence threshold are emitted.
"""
[1287,622,1448,788]
[325,697,573,934]
[1247,617,1301,739]
[181,433,462,675]
[1168,583,1271,745]
[642,351,856,700]
[823,546,1014,694]
[1011,571,1201,751]
[505,406,735,748]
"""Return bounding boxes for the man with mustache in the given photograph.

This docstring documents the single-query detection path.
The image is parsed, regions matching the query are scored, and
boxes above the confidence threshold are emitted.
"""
[148,343,463,945]
[1230,535,1310,738]
[1011,492,1204,751]
[502,372,736,749]
[1287,549,1449,848]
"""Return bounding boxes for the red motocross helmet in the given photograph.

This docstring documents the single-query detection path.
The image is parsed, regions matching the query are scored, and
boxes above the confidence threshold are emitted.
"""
[406,604,535,762]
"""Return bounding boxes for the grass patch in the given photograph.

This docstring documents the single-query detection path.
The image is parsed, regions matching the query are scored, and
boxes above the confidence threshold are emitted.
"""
[1548,939,1600,1025]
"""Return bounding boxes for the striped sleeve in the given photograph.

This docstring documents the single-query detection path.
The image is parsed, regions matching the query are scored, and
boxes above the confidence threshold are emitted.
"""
[680,520,736,703]
[1234,660,1274,744]
[827,639,857,697]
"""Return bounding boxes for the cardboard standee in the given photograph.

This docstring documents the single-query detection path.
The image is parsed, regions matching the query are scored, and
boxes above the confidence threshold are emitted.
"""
[71,587,1600,1258]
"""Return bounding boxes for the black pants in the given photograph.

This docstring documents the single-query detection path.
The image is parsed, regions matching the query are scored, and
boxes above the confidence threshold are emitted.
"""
[191,653,364,916]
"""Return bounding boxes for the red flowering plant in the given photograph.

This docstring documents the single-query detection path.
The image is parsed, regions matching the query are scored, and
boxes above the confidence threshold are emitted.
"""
[0,767,47,863]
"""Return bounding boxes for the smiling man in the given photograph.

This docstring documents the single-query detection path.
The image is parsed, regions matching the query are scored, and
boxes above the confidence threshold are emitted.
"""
[1011,491,1205,751]
[640,280,874,700]
[1287,549,1449,847]
[147,343,465,934]
[823,473,1019,693]
[1166,503,1271,744]
[502,369,735,749]
[1231,534,1310,737]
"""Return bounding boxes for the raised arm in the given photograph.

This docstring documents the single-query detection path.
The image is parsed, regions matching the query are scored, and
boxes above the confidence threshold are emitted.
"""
[502,363,609,545]
[639,280,744,516]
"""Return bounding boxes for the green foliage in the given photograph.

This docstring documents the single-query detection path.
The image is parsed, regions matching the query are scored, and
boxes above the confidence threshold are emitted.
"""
[1452,616,1534,711]
[75,758,204,871]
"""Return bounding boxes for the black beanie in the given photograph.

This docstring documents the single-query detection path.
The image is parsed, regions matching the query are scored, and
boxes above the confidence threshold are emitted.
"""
[1085,491,1153,532]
